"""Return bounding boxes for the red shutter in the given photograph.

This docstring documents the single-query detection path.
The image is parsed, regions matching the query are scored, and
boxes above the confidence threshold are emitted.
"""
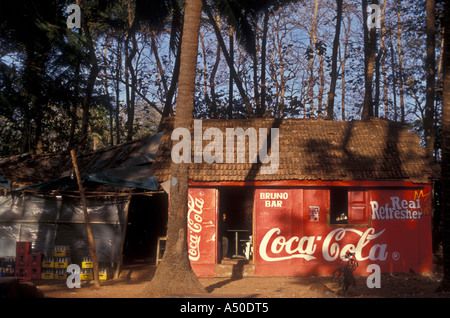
[187,188,218,268]
[348,190,368,225]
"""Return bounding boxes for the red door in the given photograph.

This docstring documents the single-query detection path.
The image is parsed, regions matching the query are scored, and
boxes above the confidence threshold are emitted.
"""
[187,188,218,277]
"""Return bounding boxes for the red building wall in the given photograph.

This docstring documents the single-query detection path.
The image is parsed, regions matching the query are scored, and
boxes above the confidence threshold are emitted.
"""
[187,182,433,277]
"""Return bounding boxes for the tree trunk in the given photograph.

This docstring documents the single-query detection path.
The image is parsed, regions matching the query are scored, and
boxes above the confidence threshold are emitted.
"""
[260,8,269,116]
[380,1,389,119]
[437,0,450,292]
[161,38,181,120]
[24,42,47,154]
[326,0,343,120]
[395,0,405,123]
[390,33,398,121]
[77,0,99,147]
[151,33,169,96]
[115,38,122,145]
[340,13,351,121]
[203,2,253,117]
[142,0,206,297]
[228,27,234,119]
[209,22,221,118]
[253,24,260,114]
[308,0,319,117]
[425,0,436,160]
[102,36,114,146]
[361,0,378,120]
[125,3,137,142]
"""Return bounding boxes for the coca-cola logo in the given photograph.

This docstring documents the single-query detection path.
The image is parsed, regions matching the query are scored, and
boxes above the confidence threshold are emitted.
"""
[259,227,387,262]
[187,194,204,261]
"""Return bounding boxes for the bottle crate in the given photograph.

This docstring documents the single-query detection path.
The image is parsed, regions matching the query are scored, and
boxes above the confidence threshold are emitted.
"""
[16,242,31,255]
[54,257,70,269]
[15,254,29,267]
[41,268,55,279]
[15,267,32,280]
[53,245,71,257]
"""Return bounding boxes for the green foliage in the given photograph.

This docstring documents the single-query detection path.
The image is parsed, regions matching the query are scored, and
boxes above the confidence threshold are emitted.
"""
[0,0,444,158]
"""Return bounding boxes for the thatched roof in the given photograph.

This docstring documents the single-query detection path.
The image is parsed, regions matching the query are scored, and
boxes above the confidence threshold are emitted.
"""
[153,117,438,184]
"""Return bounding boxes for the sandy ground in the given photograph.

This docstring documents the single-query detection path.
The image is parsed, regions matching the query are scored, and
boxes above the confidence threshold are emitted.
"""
[32,263,450,299]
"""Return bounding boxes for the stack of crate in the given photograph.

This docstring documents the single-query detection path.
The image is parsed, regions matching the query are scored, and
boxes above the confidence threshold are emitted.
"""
[80,257,111,281]
[41,245,71,280]
[0,257,15,277]
[81,256,93,281]
[14,242,42,280]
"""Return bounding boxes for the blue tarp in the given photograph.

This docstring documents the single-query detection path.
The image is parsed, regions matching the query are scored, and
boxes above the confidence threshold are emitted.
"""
[85,166,158,191]
[11,166,158,192]
[0,173,9,190]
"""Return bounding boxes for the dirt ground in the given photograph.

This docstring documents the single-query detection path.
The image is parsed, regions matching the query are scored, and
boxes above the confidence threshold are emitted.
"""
[32,263,450,299]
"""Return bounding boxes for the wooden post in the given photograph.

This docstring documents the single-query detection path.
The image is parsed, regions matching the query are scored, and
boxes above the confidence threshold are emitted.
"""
[70,149,101,288]
[114,194,131,279]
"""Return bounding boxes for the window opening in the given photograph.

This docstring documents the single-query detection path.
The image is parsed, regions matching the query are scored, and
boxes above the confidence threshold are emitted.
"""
[219,187,253,262]
[330,187,369,225]
[330,187,349,224]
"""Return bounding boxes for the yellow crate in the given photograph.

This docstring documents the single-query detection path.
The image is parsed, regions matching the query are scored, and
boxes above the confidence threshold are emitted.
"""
[54,262,69,269]
[82,261,93,268]
[80,273,93,281]
[53,250,71,257]
[99,272,109,280]
[41,272,55,279]
[54,273,67,279]
[41,261,54,268]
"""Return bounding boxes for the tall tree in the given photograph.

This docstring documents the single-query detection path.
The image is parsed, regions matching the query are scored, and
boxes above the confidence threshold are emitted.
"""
[0,0,65,154]
[425,0,436,159]
[260,8,270,116]
[361,0,378,120]
[326,0,343,120]
[395,0,405,123]
[76,0,100,146]
[307,0,319,117]
[203,2,254,117]
[142,0,206,296]
[437,0,450,292]
[340,9,352,121]
[125,0,138,141]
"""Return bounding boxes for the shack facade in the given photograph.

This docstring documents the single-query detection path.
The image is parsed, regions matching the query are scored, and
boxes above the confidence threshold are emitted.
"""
[153,118,437,277]
[0,133,166,268]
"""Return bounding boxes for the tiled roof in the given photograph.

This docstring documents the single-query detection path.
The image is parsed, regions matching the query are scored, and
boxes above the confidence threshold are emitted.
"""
[152,117,438,183]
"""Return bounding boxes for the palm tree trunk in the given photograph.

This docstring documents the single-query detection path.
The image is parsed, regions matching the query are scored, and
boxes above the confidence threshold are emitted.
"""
[425,0,436,160]
[438,0,450,292]
[142,0,206,297]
